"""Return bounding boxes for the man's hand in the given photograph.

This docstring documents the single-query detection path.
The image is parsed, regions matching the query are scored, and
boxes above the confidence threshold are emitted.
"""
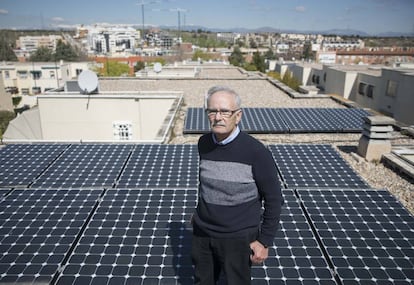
[249,240,269,264]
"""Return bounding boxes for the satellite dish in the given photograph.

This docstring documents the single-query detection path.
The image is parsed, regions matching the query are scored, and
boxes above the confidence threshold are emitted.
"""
[153,62,162,73]
[78,70,98,94]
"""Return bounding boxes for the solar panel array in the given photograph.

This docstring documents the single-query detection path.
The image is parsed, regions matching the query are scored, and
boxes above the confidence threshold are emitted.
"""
[1,143,413,285]
[184,107,371,134]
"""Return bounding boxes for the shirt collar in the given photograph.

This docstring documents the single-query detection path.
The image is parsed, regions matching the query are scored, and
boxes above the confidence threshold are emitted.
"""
[212,126,240,145]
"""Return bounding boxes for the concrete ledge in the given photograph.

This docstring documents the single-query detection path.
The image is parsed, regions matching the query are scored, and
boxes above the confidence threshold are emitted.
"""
[382,153,414,180]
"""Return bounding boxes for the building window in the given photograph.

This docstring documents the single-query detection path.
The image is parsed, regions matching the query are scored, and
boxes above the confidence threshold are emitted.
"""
[386,80,398,97]
[32,86,41,94]
[366,85,374,98]
[17,70,28,79]
[113,121,133,140]
[50,70,55,79]
[76,69,83,76]
[4,71,10,79]
[358,82,367,95]
[31,71,42,80]
[21,88,30,95]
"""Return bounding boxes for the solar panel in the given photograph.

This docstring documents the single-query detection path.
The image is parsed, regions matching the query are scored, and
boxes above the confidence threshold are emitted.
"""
[0,144,68,188]
[183,108,368,134]
[31,144,134,188]
[297,188,414,285]
[0,188,102,284]
[184,108,210,134]
[117,144,199,188]
[278,108,338,133]
[323,108,370,132]
[55,188,197,285]
[269,144,369,189]
[240,108,289,133]
[252,189,336,284]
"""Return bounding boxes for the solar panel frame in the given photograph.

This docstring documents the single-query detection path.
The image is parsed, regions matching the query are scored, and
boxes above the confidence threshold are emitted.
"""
[31,144,134,189]
[297,188,414,285]
[0,188,102,284]
[269,144,370,189]
[0,144,69,188]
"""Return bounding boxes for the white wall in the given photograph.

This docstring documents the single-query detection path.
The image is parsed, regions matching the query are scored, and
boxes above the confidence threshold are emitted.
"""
[37,95,176,141]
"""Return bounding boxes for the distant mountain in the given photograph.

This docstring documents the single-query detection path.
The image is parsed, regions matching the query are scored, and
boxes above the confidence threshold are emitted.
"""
[180,25,411,37]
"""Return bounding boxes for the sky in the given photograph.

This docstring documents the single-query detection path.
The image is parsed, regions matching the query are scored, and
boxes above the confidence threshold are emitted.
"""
[0,0,413,35]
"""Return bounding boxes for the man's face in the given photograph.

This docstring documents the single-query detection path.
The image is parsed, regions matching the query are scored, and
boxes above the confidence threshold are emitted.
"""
[207,91,242,141]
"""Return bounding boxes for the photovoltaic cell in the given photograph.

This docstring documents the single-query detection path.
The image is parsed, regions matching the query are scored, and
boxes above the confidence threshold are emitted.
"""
[0,144,68,187]
[0,188,102,284]
[117,144,199,188]
[297,188,414,285]
[55,188,197,285]
[31,144,134,188]
[269,144,369,189]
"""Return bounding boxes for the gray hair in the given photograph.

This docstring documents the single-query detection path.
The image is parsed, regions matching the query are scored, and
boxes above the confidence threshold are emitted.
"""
[205,86,242,109]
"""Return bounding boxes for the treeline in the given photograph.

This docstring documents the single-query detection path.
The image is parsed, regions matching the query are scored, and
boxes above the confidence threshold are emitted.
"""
[0,29,79,62]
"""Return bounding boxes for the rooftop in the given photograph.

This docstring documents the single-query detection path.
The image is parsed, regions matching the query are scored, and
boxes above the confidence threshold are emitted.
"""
[0,65,413,284]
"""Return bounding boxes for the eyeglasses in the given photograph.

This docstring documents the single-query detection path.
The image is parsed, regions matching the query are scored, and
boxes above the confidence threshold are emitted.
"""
[206,108,240,118]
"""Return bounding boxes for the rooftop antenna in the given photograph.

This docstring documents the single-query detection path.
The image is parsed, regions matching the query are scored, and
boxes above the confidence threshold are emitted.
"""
[137,0,160,45]
[170,8,187,44]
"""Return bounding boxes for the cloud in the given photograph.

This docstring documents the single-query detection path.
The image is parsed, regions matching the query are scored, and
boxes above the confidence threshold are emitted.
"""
[51,17,65,22]
[295,6,306,12]
[0,9,9,15]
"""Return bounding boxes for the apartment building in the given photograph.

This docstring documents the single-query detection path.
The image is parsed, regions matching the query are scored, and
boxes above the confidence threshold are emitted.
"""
[87,25,139,55]
[0,61,94,96]
[277,62,414,125]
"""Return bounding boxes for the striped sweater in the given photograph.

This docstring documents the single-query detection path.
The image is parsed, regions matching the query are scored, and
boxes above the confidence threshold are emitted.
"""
[193,131,283,247]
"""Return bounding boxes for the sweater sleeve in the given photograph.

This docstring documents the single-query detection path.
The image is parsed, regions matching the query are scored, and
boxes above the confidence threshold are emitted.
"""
[253,147,284,247]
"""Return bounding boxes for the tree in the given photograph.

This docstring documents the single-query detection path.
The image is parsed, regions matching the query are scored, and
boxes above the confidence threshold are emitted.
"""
[302,41,314,61]
[0,110,16,139]
[29,46,53,61]
[101,61,130,77]
[134,61,146,72]
[264,48,276,60]
[252,51,266,73]
[0,39,17,61]
[192,49,213,62]
[228,46,245,67]
[54,40,78,61]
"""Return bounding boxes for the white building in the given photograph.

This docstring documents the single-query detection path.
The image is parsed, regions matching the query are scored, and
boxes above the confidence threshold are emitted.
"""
[16,35,63,52]
[0,61,94,96]
[86,25,139,55]
[277,62,414,125]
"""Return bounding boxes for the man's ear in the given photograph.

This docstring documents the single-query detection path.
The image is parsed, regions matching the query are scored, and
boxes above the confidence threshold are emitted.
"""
[235,109,242,124]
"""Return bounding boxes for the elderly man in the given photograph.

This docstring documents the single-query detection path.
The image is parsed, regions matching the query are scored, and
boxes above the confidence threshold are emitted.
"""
[191,86,283,285]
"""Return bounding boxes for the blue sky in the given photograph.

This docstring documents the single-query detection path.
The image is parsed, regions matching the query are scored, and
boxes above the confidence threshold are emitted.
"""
[0,0,413,35]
